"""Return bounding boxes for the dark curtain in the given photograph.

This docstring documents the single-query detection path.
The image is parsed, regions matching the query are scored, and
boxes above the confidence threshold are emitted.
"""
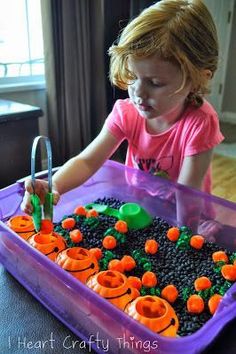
[41,0,106,166]
[41,0,156,166]
[130,0,156,18]
[104,0,156,113]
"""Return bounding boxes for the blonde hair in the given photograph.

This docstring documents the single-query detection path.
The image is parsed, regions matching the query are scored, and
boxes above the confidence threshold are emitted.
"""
[109,0,218,107]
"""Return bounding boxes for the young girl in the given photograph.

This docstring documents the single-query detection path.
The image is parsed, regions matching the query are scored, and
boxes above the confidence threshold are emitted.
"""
[21,0,224,215]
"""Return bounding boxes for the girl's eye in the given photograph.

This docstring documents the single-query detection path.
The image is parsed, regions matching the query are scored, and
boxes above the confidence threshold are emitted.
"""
[150,81,162,87]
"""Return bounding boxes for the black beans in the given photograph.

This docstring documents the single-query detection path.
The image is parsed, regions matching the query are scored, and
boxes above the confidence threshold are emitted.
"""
[54,197,235,337]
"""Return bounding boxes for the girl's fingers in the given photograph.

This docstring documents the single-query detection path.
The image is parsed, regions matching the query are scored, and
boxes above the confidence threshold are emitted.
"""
[53,191,60,205]
[24,178,34,194]
[21,191,33,214]
[22,179,60,214]
[25,178,49,194]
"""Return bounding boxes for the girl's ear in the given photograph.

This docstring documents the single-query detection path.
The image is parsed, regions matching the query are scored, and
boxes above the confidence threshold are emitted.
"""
[203,69,212,79]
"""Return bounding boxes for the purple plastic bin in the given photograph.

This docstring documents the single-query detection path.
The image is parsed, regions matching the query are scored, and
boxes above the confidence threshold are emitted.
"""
[0,160,236,354]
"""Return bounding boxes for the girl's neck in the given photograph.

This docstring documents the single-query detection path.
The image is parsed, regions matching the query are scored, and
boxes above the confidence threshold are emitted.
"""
[146,102,188,134]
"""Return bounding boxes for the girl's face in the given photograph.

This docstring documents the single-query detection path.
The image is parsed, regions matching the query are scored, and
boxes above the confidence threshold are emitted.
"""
[127,54,191,121]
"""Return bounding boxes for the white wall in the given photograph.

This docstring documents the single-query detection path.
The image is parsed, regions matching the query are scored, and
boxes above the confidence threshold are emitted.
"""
[205,0,236,123]
[222,1,236,114]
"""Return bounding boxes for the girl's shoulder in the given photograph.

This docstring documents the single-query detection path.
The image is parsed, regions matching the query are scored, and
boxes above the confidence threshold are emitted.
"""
[106,98,141,138]
[184,99,218,125]
[197,99,218,117]
[179,99,223,146]
[113,98,137,115]
[110,98,141,127]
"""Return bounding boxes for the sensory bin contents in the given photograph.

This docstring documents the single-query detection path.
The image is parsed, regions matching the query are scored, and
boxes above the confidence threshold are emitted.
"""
[8,197,236,337]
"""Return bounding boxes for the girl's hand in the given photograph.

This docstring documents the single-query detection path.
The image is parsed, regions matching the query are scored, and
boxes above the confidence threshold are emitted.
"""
[21,179,60,215]
[198,219,222,243]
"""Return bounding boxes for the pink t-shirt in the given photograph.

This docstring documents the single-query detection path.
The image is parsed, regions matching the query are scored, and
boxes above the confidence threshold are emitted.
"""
[105,98,224,193]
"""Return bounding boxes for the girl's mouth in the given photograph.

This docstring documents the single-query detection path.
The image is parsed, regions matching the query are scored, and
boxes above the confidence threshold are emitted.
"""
[137,103,152,112]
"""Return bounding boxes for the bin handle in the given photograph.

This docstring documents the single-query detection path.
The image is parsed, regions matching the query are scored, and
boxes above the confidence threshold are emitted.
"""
[216,285,236,314]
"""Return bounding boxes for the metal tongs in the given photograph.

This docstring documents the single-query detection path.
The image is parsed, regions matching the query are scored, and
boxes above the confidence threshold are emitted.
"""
[31,136,53,232]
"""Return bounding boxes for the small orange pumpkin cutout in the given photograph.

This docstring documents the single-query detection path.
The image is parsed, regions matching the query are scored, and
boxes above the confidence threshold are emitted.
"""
[87,270,139,310]
[7,215,35,240]
[125,295,179,337]
[28,231,66,261]
[56,247,99,283]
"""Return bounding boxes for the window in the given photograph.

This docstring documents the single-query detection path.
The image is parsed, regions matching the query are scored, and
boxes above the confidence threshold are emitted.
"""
[0,0,45,91]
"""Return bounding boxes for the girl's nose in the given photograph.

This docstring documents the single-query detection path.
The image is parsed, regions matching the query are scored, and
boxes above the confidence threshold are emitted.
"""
[134,80,147,100]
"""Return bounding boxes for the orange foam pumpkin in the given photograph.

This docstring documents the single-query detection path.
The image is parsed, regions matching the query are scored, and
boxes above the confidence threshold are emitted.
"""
[87,270,139,310]
[28,231,66,261]
[56,247,99,283]
[125,295,179,337]
[7,215,35,240]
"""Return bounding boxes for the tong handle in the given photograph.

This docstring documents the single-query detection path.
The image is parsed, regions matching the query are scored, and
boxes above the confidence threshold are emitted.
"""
[30,136,53,231]
[31,194,42,231]
[31,136,52,192]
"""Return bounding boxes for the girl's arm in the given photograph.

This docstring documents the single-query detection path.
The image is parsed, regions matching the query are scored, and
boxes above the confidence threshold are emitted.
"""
[176,149,213,232]
[52,125,120,195]
[21,125,120,213]
[177,149,213,189]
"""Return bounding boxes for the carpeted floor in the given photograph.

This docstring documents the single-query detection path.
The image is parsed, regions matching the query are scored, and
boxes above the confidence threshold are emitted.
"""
[212,152,236,203]
[214,142,236,159]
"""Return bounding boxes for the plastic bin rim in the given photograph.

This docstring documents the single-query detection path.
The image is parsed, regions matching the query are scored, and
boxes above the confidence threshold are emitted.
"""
[105,160,236,210]
[1,159,236,212]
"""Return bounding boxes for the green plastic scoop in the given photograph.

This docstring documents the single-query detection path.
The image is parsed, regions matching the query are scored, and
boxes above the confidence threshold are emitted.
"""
[85,202,153,230]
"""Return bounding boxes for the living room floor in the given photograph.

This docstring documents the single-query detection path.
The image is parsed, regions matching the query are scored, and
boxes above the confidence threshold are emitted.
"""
[212,122,236,203]
[212,152,236,203]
